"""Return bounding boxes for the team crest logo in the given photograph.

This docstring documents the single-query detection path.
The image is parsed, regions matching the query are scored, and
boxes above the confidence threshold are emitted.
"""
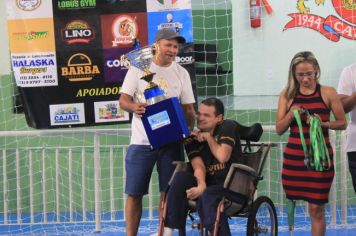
[112,15,138,46]
[16,0,41,11]
[96,102,128,122]
[332,0,356,25]
[284,0,356,41]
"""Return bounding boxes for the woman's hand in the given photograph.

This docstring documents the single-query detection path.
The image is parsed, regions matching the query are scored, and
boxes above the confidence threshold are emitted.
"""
[313,113,329,129]
[289,105,304,120]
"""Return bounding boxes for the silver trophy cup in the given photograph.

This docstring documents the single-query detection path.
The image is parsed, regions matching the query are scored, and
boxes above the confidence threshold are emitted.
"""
[123,45,155,81]
[123,45,166,105]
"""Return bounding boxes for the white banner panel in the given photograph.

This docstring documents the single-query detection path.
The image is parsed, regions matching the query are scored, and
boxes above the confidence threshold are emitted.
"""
[6,0,53,19]
[147,0,191,12]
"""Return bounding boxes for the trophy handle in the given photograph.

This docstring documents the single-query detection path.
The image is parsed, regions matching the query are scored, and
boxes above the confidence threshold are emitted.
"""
[120,55,130,69]
[151,44,157,57]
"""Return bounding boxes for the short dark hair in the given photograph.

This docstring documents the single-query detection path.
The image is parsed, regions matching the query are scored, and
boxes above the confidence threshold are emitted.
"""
[201,97,224,118]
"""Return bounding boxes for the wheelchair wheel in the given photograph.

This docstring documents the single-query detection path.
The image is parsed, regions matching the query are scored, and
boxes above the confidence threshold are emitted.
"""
[247,196,278,236]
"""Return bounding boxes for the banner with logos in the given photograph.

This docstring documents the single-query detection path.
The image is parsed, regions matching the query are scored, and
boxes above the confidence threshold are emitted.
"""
[5,0,195,129]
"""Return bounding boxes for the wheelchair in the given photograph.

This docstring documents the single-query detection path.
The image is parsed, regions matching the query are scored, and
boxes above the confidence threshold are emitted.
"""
[158,122,278,236]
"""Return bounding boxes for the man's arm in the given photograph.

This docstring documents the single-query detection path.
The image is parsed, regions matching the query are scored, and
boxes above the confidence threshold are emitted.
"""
[337,65,356,113]
[119,93,146,117]
[182,103,196,131]
[338,93,356,113]
[195,132,233,164]
[186,157,206,200]
[321,86,347,130]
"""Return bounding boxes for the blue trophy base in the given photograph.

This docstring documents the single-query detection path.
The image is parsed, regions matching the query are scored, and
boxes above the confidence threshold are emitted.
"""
[141,97,190,149]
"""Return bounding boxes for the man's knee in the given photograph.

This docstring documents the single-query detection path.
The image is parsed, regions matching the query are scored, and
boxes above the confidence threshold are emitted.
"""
[170,171,195,190]
[126,195,143,206]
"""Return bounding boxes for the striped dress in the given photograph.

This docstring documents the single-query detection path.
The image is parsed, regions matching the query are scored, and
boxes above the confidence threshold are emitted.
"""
[282,84,334,204]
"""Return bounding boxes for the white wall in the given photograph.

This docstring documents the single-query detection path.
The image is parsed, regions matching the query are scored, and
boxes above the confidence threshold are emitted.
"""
[232,0,356,96]
[0,0,10,75]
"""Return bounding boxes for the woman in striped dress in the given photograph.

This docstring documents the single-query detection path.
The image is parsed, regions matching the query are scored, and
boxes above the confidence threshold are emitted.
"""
[276,51,347,236]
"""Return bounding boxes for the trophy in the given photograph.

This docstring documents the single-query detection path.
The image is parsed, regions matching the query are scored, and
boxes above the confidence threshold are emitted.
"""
[123,45,190,149]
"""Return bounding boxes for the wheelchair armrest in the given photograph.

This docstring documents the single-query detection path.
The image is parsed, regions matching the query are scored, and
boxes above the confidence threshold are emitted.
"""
[224,163,257,189]
[172,161,189,172]
[168,161,192,186]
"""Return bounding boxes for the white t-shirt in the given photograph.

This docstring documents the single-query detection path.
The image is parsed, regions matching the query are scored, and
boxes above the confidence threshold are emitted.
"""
[337,63,356,152]
[120,61,196,145]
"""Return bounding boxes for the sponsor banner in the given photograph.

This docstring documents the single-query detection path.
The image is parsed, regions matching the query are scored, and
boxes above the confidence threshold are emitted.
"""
[74,86,121,98]
[53,0,97,15]
[54,16,102,50]
[94,100,129,123]
[175,55,194,65]
[96,0,147,14]
[5,0,194,128]
[54,0,146,15]
[57,51,102,84]
[147,9,193,44]
[49,103,85,126]
[176,43,194,65]
[147,0,192,12]
[103,47,132,83]
[11,52,58,87]
[101,12,148,49]
[8,18,56,53]
[6,0,53,19]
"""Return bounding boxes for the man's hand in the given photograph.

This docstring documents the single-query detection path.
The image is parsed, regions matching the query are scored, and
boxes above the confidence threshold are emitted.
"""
[194,132,211,142]
[119,93,147,117]
[186,183,206,200]
[132,103,146,117]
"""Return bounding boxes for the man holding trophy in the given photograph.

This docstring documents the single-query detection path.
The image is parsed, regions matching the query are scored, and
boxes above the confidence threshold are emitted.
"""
[119,28,196,236]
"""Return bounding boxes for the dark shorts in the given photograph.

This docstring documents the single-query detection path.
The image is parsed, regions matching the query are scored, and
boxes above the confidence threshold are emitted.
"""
[125,142,184,196]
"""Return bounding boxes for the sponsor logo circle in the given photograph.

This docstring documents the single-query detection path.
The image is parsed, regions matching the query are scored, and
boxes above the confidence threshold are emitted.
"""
[16,0,41,11]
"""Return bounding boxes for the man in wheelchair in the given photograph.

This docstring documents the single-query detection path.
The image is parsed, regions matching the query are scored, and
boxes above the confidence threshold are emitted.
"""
[161,97,242,235]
